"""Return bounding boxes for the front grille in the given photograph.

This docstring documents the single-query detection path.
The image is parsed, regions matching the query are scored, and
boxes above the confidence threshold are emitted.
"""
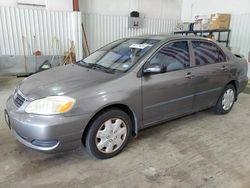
[13,91,25,108]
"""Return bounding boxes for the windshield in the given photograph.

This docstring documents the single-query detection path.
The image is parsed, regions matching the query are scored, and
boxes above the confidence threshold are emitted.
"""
[80,38,160,72]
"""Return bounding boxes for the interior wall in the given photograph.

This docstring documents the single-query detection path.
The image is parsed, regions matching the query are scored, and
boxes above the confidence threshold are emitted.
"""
[46,0,73,11]
[181,0,250,22]
[82,14,178,53]
[79,0,182,19]
[0,0,17,7]
[0,0,73,11]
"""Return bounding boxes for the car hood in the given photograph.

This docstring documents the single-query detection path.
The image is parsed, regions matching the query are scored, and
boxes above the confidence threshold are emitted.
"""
[19,64,118,100]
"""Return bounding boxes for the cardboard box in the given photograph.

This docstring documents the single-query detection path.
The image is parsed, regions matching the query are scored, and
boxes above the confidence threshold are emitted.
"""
[209,13,231,30]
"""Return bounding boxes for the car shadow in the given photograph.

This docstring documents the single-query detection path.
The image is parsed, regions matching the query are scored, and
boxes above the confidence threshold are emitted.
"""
[135,109,214,141]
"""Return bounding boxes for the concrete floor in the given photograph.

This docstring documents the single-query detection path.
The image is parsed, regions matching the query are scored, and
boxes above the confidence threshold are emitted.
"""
[1,76,250,188]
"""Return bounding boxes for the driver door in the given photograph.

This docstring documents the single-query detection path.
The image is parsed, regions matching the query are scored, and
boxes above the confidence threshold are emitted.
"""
[142,41,195,127]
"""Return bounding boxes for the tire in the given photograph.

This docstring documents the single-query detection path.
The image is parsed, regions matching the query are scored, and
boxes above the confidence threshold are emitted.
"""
[213,84,236,115]
[85,108,132,159]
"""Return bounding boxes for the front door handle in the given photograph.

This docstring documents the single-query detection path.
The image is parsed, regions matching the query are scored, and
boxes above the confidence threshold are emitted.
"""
[185,72,195,79]
[220,65,228,71]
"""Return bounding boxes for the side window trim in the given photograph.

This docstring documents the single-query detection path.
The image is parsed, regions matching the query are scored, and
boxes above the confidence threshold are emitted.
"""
[191,40,227,67]
[188,40,196,68]
[143,40,191,73]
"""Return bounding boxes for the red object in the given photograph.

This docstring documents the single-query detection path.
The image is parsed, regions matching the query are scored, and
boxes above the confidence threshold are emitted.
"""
[73,0,79,11]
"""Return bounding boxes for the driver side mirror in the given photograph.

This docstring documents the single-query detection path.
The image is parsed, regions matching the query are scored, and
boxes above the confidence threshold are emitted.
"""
[143,63,166,75]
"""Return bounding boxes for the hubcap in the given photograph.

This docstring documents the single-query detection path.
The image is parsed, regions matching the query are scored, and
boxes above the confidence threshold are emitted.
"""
[222,89,235,111]
[95,118,128,154]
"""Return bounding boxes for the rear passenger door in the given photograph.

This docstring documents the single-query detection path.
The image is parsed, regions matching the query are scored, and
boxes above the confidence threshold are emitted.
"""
[191,40,230,110]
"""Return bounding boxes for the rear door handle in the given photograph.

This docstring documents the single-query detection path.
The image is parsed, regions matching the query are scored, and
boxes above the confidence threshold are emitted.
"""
[185,72,195,79]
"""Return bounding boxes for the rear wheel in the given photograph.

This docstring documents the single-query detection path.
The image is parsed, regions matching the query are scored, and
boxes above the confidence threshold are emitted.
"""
[85,109,131,159]
[213,84,236,114]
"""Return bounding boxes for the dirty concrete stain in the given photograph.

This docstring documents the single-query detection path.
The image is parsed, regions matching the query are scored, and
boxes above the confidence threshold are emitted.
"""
[143,167,159,181]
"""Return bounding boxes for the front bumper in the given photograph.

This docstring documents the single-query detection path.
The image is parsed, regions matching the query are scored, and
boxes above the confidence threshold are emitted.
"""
[5,95,91,153]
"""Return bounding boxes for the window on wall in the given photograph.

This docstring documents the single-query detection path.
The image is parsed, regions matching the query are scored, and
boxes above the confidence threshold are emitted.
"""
[148,41,190,72]
[192,41,226,66]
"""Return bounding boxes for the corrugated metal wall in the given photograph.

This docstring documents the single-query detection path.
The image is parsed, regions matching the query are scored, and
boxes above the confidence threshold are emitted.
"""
[0,7,83,60]
[1,8,249,64]
[230,14,250,77]
[82,13,179,53]
[230,14,250,59]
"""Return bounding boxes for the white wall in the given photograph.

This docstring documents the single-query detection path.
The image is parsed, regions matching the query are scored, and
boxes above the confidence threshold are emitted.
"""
[182,0,250,22]
[0,7,82,59]
[82,14,178,52]
[79,0,182,19]
[46,0,72,11]
[0,0,73,11]
[0,0,17,6]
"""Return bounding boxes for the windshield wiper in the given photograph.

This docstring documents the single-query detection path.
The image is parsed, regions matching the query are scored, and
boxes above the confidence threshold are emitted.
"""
[76,60,92,68]
[90,64,116,73]
[76,60,116,73]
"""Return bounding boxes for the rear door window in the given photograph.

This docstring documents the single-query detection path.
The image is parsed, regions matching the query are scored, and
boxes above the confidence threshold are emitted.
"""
[192,41,226,66]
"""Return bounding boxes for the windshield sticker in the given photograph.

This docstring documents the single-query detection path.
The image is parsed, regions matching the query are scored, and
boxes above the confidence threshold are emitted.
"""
[122,64,129,68]
[129,43,152,49]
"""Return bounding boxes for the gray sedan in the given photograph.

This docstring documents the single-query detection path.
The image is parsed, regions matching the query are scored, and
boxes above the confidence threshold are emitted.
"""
[5,35,248,159]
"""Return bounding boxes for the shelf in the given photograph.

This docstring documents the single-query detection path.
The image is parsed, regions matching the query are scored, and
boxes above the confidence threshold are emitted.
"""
[174,29,231,47]
[174,29,231,34]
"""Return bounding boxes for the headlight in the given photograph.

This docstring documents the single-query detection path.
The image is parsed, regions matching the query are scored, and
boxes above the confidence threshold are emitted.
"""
[25,96,76,115]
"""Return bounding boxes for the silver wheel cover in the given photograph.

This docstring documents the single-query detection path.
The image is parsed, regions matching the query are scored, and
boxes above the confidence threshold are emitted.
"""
[95,118,128,154]
[222,88,235,111]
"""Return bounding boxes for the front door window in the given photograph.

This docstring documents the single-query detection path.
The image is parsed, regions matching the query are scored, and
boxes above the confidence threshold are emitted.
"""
[147,41,190,72]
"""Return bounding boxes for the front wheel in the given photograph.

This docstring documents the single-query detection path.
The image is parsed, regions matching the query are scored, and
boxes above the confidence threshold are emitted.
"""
[213,84,236,114]
[85,109,131,159]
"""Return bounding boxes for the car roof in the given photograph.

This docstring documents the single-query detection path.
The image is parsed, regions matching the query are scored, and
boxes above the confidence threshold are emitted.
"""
[129,34,212,42]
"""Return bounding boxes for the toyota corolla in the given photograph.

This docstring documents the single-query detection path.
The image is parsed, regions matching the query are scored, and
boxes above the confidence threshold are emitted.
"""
[5,35,248,159]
